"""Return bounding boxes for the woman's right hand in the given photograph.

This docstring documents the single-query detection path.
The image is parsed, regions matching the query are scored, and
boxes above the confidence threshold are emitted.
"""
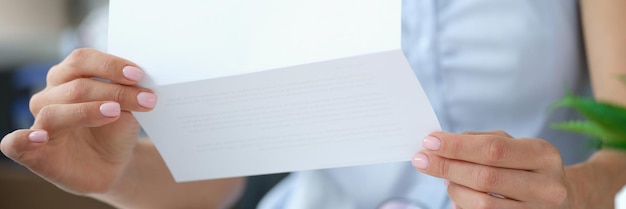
[0,48,157,195]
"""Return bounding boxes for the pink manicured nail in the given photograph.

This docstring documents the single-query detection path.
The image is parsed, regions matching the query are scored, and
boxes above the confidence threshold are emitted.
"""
[137,92,157,108]
[444,179,450,186]
[451,202,457,209]
[100,102,121,117]
[28,131,48,143]
[423,135,441,151]
[122,66,144,81]
[412,153,429,169]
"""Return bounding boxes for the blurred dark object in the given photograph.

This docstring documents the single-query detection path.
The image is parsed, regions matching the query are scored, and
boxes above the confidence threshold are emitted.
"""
[0,64,50,161]
[67,0,108,26]
[0,157,286,209]
[11,64,50,128]
[236,173,289,209]
[0,160,115,209]
[0,67,15,141]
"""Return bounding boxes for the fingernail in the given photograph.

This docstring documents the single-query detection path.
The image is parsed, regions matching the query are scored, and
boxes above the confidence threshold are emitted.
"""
[122,66,144,81]
[100,102,121,117]
[423,135,441,151]
[412,153,429,170]
[444,179,450,186]
[451,202,457,209]
[29,131,48,143]
[137,92,157,109]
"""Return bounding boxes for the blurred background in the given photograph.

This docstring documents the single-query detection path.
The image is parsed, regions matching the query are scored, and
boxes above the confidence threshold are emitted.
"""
[0,0,285,208]
[0,0,119,208]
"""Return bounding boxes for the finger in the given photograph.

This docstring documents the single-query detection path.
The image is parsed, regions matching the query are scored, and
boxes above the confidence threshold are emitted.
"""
[1,129,48,166]
[31,78,157,115]
[47,48,142,86]
[447,181,522,209]
[461,130,512,138]
[423,132,562,170]
[414,152,552,201]
[31,102,122,133]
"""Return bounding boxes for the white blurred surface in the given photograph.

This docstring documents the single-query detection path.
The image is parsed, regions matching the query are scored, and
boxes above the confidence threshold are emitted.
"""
[618,186,626,209]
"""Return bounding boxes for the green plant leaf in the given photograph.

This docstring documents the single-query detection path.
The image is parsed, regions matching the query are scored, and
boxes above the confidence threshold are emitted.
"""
[552,94,626,137]
[552,75,626,151]
[551,120,609,139]
[587,138,603,149]
[602,137,626,150]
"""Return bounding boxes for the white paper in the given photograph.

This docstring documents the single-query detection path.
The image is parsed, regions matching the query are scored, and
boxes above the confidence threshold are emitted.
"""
[109,0,401,87]
[109,0,441,181]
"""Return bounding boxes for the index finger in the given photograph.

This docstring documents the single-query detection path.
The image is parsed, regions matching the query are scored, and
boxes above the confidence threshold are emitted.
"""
[424,132,562,170]
[47,48,142,86]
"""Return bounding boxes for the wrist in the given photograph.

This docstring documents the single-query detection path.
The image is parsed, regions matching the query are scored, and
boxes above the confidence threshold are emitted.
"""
[88,140,150,208]
[588,150,626,194]
[566,150,626,208]
[565,163,596,209]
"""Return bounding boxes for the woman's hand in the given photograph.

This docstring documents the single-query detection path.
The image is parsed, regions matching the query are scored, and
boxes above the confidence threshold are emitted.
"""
[0,48,157,195]
[413,131,580,209]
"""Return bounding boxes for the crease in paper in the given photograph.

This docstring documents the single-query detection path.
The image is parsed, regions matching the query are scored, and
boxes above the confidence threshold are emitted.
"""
[108,0,441,181]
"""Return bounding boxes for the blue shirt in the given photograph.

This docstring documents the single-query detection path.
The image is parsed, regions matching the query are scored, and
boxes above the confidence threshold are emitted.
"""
[259,0,593,208]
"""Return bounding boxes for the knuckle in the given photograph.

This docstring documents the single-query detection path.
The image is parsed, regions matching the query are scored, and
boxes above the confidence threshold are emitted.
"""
[545,148,562,166]
[474,167,500,190]
[29,91,45,116]
[544,182,568,206]
[35,106,54,130]
[74,104,90,122]
[110,85,127,104]
[437,157,452,178]
[533,139,562,166]
[73,104,107,128]
[446,138,463,159]
[542,141,560,157]
[46,64,62,83]
[484,138,507,164]
[65,48,93,67]
[98,54,116,75]
[65,79,90,102]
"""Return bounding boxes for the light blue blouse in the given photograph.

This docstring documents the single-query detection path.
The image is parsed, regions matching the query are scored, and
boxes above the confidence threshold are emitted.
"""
[259,0,594,208]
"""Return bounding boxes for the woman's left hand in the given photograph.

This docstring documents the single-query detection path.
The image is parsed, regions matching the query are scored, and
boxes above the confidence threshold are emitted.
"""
[413,131,578,209]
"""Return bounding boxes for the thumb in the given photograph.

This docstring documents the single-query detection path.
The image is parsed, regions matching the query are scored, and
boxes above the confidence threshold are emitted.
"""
[1,129,48,167]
